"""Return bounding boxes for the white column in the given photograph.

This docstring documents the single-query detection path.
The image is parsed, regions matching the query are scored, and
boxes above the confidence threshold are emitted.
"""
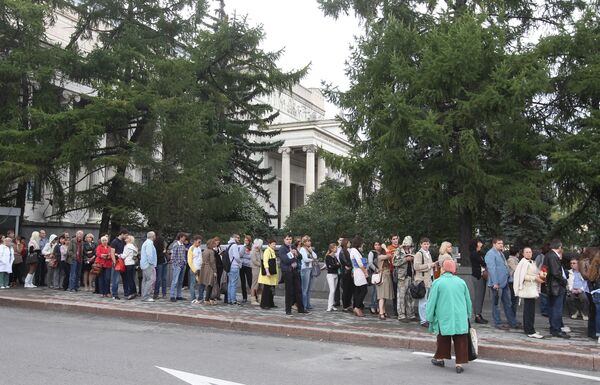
[317,154,327,186]
[303,145,316,199]
[279,147,291,227]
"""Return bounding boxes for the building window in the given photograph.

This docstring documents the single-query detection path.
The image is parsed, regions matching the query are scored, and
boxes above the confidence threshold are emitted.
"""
[26,178,42,202]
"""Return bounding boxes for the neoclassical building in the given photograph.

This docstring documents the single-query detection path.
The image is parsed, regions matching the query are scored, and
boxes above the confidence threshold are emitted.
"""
[6,9,351,235]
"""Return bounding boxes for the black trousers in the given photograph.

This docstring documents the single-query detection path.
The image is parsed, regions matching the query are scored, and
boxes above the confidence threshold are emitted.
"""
[341,270,355,309]
[240,266,253,300]
[353,284,367,309]
[334,273,341,306]
[261,285,275,309]
[283,270,304,313]
[35,255,47,286]
[60,261,70,290]
[586,292,596,339]
[523,298,536,335]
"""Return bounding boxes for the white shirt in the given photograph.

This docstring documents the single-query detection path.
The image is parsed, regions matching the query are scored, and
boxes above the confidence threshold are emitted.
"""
[193,246,203,271]
[0,244,15,273]
[349,248,367,286]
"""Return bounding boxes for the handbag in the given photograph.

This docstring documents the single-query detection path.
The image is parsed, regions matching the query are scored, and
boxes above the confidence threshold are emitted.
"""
[115,258,126,273]
[311,260,321,277]
[47,257,58,269]
[468,322,478,361]
[267,257,277,275]
[481,269,489,281]
[91,263,103,275]
[409,280,426,299]
[220,273,228,295]
[370,272,382,285]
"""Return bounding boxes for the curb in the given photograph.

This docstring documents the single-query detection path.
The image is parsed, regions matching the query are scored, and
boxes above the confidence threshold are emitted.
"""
[1,296,597,372]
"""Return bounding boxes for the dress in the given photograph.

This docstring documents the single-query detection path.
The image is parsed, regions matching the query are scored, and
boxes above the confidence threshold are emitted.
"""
[376,255,393,300]
[258,247,279,286]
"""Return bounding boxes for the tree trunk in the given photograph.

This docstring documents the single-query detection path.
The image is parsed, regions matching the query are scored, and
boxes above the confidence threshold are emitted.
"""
[459,208,473,266]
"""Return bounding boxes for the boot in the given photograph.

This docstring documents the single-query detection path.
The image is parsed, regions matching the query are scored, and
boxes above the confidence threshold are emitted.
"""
[25,274,36,288]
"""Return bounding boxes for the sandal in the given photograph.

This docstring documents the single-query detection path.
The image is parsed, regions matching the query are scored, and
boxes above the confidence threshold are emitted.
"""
[379,314,386,320]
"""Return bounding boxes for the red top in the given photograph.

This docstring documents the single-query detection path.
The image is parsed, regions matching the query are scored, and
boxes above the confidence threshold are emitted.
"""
[95,244,113,268]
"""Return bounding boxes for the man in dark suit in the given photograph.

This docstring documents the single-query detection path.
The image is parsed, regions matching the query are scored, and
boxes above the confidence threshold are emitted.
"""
[544,239,570,338]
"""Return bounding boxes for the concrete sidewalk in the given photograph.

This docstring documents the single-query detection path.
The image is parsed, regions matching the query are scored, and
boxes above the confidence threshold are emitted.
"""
[0,286,597,372]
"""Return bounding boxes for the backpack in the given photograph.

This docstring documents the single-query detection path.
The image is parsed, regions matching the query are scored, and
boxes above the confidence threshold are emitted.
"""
[221,244,233,273]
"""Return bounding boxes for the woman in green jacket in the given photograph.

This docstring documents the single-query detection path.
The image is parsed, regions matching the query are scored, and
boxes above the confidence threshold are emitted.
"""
[427,259,472,373]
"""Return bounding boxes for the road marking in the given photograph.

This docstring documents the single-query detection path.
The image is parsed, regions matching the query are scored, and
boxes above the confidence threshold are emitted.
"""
[156,366,246,385]
[412,352,600,381]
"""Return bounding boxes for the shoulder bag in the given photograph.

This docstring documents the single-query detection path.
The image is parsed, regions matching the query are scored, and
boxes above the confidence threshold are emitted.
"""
[468,321,478,361]
[115,257,126,273]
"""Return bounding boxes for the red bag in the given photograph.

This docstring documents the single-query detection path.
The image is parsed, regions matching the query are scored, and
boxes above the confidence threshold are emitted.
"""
[115,258,126,273]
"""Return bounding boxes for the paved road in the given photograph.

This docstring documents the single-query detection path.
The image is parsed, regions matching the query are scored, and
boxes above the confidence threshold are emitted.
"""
[1,307,597,385]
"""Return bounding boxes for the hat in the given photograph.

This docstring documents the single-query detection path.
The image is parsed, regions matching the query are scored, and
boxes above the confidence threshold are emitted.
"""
[401,236,413,247]
[442,259,457,274]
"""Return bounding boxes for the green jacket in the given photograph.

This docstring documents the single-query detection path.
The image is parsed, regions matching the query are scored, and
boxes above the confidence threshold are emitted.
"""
[426,272,472,336]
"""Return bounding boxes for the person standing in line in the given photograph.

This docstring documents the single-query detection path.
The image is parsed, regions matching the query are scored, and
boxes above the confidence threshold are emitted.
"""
[485,237,520,330]
[122,235,138,300]
[507,247,520,317]
[299,235,317,311]
[428,259,472,374]
[239,235,253,304]
[190,235,204,304]
[170,233,188,302]
[469,238,488,324]
[585,250,600,344]
[259,239,279,309]
[109,229,129,300]
[250,239,263,305]
[566,257,590,320]
[140,231,157,302]
[535,243,551,317]
[36,229,48,286]
[153,233,167,300]
[513,246,544,339]
[544,239,570,338]
[580,247,599,340]
[68,230,84,292]
[349,237,368,317]
[10,236,25,287]
[414,237,436,327]
[325,243,341,312]
[339,238,354,312]
[59,233,71,291]
[226,234,242,305]
[81,234,96,292]
[367,242,385,314]
[0,236,14,289]
[393,236,415,322]
[279,235,305,315]
[386,234,401,316]
[42,234,58,289]
[95,236,112,297]
[25,231,41,288]
[376,242,394,320]
[197,237,219,305]
[334,237,343,308]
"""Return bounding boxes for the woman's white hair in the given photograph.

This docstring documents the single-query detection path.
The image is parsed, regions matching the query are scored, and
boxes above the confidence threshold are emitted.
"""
[253,238,263,250]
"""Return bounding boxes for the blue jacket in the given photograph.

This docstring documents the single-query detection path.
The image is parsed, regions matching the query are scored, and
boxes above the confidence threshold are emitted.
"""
[140,239,157,270]
[484,248,509,288]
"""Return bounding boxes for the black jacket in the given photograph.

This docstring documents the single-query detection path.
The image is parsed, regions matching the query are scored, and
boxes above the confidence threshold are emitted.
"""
[339,248,352,274]
[470,249,486,279]
[545,250,567,297]
[325,255,341,274]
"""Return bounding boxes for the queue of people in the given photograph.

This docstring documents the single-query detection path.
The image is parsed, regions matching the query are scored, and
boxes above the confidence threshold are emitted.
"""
[1,229,599,362]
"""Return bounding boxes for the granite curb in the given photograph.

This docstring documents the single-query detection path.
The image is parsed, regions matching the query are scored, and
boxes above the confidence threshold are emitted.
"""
[1,295,597,372]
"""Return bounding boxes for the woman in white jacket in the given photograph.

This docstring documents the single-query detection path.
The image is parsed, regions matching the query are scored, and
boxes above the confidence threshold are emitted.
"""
[513,247,544,339]
[0,237,15,289]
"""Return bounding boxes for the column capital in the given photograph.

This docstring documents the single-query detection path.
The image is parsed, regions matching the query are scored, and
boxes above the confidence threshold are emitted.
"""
[302,145,317,153]
[278,147,292,155]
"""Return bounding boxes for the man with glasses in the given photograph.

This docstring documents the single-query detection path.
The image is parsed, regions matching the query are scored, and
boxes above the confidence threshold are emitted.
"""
[485,237,520,330]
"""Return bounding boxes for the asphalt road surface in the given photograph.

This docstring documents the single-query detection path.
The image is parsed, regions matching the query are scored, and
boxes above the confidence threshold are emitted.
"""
[1,307,597,385]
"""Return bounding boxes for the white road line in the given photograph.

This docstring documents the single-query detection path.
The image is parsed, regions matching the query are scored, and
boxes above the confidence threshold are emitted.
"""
[156,366,246,385]
[412,352,600,381]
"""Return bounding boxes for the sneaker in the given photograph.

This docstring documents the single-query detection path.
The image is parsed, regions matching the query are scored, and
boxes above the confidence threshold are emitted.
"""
[495,324,510,330]
[420,321,430,328]
[331,307,338,311]
[0,286,5,289]
[527,332,544,339]
[285,312,292,316]
[142,298,155,302]
[326,308,333,312]
[112,296,120,300]
[582,315,589,321]
[170,297,176,302]
[191,299,199,304]
[512,322,523,329]
[152,295,159,300]
[176,297,185,301]
[242,299,248,304]
[475,315,488,324]
[570,313,579,319]
[561,326,571,333]
[251,301,260,306]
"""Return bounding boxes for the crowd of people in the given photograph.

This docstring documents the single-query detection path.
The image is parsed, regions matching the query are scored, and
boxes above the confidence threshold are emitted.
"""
[1,228,599,371]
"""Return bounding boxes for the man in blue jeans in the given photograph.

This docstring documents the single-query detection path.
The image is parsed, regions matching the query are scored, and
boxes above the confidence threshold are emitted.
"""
[110,229,128,300]
[226,234,241,305]
[170,233,188,302]
[153,234,167,299]
[485,237,520,330]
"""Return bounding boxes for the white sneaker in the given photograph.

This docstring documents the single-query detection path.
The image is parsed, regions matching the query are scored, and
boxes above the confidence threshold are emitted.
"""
[0,286,5,289]
[561,326,572,333]
[191,299,199,304]
[582,315,589,321]
[570,313,579,319]
[143,298,154,302]
[326,308,333,312]
[527,332,544,339]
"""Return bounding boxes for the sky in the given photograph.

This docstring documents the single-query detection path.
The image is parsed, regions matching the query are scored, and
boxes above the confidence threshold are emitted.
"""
[224,0,362,117]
